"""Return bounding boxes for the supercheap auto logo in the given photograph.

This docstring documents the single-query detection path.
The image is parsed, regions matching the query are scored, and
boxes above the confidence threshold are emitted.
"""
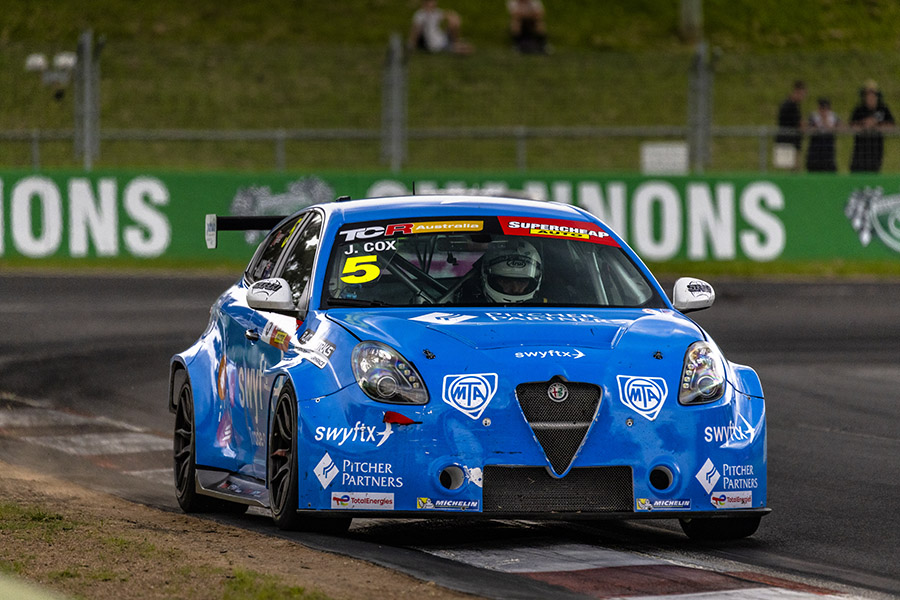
[498,216,619,246]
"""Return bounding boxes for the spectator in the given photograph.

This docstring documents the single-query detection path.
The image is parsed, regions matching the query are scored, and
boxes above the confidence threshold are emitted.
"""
[507,0,548,54]
[408,0,473,55]
[806,97,839,172]
[774,80,807,169]
[850,79,895,173]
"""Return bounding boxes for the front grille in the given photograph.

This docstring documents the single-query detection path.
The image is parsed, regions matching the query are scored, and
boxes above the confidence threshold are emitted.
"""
[482,466,633,513]
[515,380,602,474]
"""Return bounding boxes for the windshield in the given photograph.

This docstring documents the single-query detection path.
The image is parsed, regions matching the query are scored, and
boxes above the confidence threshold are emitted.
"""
[324,215,666,308]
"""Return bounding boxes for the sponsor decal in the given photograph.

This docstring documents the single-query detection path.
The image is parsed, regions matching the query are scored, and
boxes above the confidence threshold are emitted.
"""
[442,373,499,420]
[296,329,335,369]
[465,466,484,488]
[340,459,403,488]
[710,490,753,509]
[417,497,479,511]
[686,280,713,299]
[261,321,291,352]
[251,279,283,299]
[617,375,668,421]
[498,216,618,246]
[410,312,477,325]
[216,354,228,401]
[339,220,483,242]
[845,186,900,253]
[635,498,691,511]
[314,422,393,447]
[704,414,754,444]
[314,452,339,489]
[721,463,759,490]
[514,349,585,360]
[331,492,394,510]
[485,312,614,323]
[547,382,569,403]
[695,458,720,494]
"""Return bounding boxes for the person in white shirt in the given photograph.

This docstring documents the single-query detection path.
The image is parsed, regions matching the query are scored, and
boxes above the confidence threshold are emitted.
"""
[408,0,473,54]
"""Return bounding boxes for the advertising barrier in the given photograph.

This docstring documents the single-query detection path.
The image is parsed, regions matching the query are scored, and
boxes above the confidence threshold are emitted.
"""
[1,169,899,264]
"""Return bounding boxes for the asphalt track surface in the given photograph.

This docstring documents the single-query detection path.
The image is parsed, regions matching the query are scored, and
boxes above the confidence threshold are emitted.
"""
[0,272,898,598]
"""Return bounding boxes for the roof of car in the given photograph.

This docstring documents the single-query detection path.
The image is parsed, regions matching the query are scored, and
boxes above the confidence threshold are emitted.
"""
[315,195,596,224]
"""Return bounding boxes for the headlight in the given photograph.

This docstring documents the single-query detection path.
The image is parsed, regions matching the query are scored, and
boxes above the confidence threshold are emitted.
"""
[679,341,725,405]
[351,341,428,405]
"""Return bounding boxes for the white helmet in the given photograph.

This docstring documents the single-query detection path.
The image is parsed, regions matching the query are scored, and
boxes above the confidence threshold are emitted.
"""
[481,239,542,303]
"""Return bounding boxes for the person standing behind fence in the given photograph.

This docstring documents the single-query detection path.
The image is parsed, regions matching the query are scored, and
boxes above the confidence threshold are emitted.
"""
[507,0,548,54]
[850,80,895,173]
[408,0,473,55]
[774,80,807,169]
[806,97,839,172]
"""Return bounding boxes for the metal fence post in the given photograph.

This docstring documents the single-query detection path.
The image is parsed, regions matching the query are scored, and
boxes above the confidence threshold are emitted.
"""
[74,29,102,171]
[516,126,528,171]
[687,41,713,173]
[275,129,286,171]
[381,33,407,172]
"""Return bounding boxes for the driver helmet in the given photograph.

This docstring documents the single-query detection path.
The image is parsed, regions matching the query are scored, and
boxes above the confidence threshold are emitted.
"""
[481,239,542,303]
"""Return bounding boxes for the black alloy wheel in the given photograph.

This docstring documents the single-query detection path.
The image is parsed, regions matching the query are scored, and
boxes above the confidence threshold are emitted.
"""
[173,369,246,514]
[269,385,351,533]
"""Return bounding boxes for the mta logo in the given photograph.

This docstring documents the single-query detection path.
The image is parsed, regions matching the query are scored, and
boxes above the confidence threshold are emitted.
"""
[617,375,668,421]
[442,373,498,420]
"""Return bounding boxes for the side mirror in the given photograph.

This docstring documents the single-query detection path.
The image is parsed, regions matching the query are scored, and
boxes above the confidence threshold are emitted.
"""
[672,277,715,313]
[247,278,296,313]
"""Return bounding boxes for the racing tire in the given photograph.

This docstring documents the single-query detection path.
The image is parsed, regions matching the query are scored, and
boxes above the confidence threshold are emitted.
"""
[268,385,351,534]
[679,515,761,541]
[173,369,248,515]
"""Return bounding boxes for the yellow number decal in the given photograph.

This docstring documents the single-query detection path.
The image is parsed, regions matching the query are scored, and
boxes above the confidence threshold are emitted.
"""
[341,255,380,283]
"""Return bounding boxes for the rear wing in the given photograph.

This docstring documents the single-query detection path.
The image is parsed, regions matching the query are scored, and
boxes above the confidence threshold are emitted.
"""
[205,214,287,249]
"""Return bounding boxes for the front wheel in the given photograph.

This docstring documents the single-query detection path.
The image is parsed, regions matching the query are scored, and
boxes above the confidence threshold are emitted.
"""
[268,385,351,534]
[679,515,761,541]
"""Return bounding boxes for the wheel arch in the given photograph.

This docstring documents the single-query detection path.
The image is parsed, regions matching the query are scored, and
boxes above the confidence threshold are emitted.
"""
[168,357,189,414]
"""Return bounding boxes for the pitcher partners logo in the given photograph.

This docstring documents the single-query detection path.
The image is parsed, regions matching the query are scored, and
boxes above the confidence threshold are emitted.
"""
[846,187,900,253]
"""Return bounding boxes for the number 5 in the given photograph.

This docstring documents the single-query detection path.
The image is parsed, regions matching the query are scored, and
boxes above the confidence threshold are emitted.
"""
[341,255,380,283]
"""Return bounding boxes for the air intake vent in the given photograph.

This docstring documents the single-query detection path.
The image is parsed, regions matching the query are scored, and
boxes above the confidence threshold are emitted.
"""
[482,466,633,513]
[515,378,602,475]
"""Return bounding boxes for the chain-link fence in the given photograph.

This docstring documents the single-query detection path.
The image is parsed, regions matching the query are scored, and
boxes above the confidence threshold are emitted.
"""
[3,39,900,173]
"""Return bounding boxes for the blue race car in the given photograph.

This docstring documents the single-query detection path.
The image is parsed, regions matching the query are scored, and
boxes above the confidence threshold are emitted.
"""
[169,195,768,539]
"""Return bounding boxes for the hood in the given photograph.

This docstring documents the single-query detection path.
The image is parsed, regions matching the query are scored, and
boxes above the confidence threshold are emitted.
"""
[326,307,705,354]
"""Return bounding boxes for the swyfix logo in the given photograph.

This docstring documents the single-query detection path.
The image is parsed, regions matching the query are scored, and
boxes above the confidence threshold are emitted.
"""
[695,458,721,494]
[411,312,476,325]
[846,186,900,253]
[314,452,339,489]
[442,373,498,419]
[617,375,668,421]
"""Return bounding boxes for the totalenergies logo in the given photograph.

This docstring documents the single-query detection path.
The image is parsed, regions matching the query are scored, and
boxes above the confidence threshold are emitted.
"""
[332,494,351,507]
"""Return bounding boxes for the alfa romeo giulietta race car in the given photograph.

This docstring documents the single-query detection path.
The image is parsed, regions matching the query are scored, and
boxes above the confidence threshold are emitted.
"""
[169,195,768,540]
